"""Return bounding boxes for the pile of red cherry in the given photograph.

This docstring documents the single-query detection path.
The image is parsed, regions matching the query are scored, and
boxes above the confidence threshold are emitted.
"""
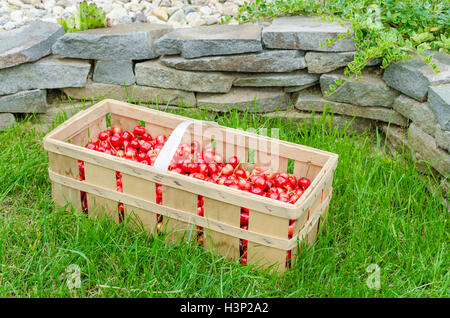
[77,124,312,266]
[83,124,311,203]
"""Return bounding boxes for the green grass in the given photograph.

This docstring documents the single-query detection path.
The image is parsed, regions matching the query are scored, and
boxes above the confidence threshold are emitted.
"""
[0,102,448,298]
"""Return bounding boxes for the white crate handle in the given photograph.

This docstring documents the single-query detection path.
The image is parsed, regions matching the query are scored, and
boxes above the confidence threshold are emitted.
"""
[153,120,219,172]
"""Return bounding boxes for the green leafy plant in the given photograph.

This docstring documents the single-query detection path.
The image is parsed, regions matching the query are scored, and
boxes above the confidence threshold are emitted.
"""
[58,1,107,33]
[228,0,449,84]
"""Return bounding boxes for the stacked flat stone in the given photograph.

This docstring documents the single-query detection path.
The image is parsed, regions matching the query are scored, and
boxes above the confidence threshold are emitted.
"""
[0,20,66,128]
[0,17,449,179]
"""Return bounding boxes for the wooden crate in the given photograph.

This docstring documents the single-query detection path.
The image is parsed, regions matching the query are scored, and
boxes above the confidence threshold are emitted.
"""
[44,99,338,272]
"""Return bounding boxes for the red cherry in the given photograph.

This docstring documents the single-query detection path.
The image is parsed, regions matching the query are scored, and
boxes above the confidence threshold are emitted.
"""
[111,126,122,135]
[110,135,121,148]
[266,192,279,200]
[125,148,137,159]
[90,136,100,145]
[191,172,206,180]
[129,139,140,149]
[228,156,239,168]
[122,131,132,142]
[136,152,147,162]
[141,132,152,142]
[289,194,300,204]
[278,193,290,203]
[288,221,295,237]
[140,141,152,153]
[298,177,311,190]
[235,168,246,179]
[207,163,219,175]
[263,170,275,181]
[173,167,183,174]
[274,176,287,188]
[198,163,208,175]
[86,143,97,151]
[251,167,262,176]
[156,135,167,145]
[98,131,109,141]
[295,188,305,197]
[240,212,249,225]
[250,186,264,196]
[100,140,111,150]
[96,146,106,152]
[238,178,251,191]
[221,164,234,176]
[133,125,145,136]
[202,150,214,163]
[254,176,267,191]
[287,175,297,187]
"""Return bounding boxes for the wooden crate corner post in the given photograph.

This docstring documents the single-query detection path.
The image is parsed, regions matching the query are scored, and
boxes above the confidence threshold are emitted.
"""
[48,152,82,213]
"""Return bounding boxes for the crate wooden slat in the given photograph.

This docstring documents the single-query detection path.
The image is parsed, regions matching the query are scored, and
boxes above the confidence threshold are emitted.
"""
[122,173,158,233]
[48,152,81,212]
[203,198,241,259]
[44,99,338,272]
[161,185,199,243]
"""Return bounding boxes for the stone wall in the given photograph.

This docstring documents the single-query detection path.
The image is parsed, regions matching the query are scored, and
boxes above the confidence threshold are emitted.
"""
[0,17,449,177]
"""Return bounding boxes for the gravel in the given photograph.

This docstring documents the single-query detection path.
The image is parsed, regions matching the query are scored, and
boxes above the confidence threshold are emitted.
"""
[0,0,247,31]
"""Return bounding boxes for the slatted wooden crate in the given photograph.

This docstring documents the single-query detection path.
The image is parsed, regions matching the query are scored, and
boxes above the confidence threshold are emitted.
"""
[44,99,338,272]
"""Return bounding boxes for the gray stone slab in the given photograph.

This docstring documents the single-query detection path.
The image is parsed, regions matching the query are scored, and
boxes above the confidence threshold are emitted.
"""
[37,102,87,125]
[0,21,64,69]
[0,89,47,113]
[392,94,438,136]
[0,113,15,131]
[264,110,374,134]
[160,50,306,72]
[382,52,450,101]
[262,16,355,52]
[305,52,382,73]
[293,87,408,126]
[283,82,318,93]
[409,123,450,176]
[63,81,196,107]
[197,87,288,112]
[135,60,234,93]
[52,23,172,60]
[435,124,450,152]
[305,51,354,73]
[155,23,262,59]
[320,67,399,107]
[0,55,91,95]
[378,124,426,168]
[93,60,135,86]
[233,70,319,87]
[428,84,450,131]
